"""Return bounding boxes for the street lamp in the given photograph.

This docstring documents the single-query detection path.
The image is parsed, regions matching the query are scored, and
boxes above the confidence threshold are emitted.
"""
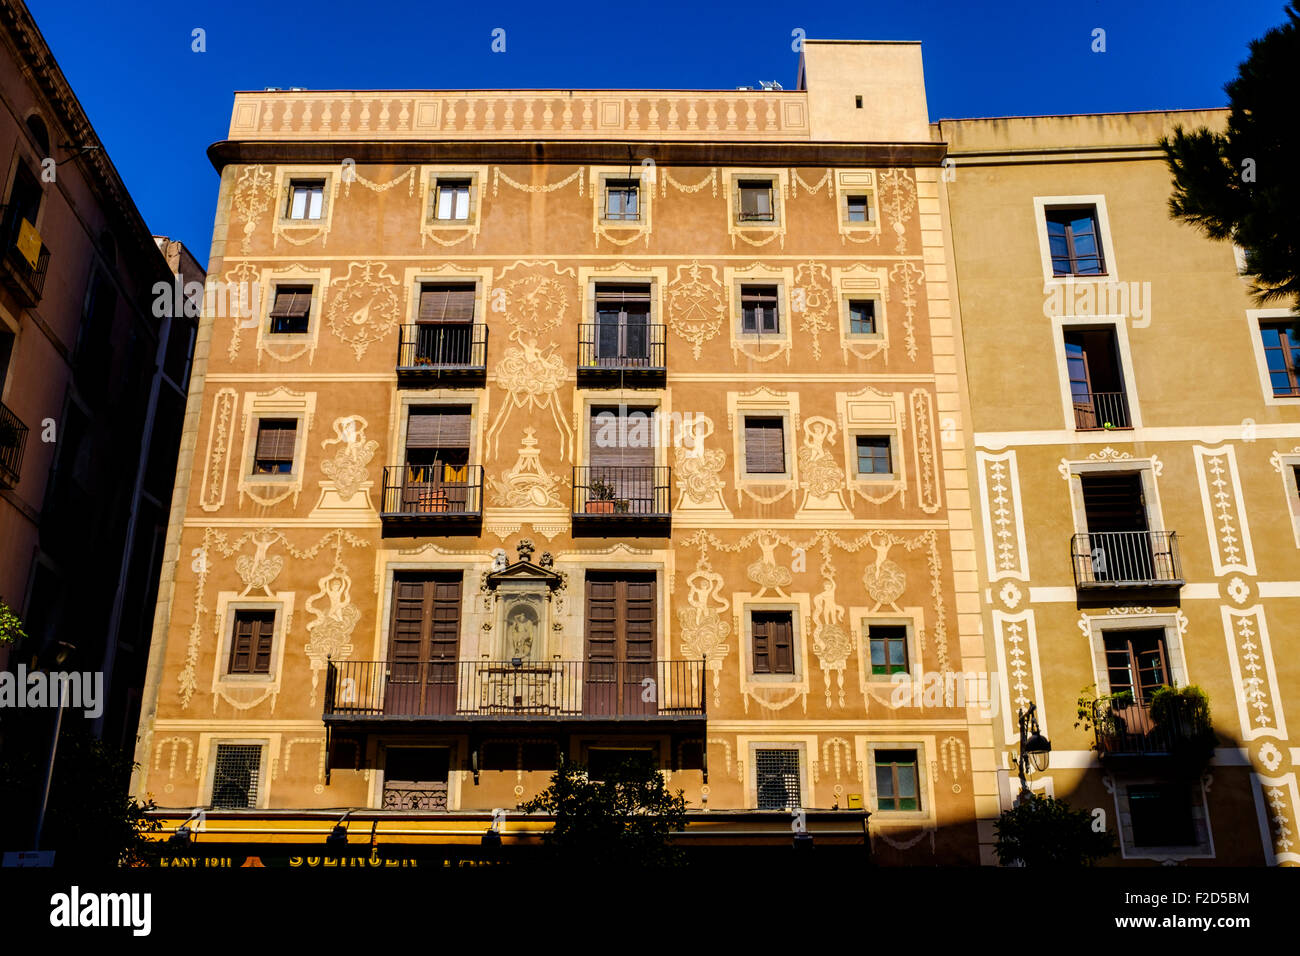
[326,810,354,851]
[1016,702,1051,797]
[32,640,76,855]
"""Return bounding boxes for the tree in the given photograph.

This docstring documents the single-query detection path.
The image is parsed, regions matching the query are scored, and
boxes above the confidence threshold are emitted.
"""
[1161,5,1300,308]
[993,794,1115,867]
[517,757,688,866]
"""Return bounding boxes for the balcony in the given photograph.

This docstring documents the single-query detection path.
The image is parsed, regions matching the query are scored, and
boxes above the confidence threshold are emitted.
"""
[576,323,666,384]
[0,400,28,488]
[1071,530,1182,589]
[0,205,50,307]
[379,465,483,533]
[1072,391,1132,430]
[1092,696,1215,766]
[572,465,670,534]
[324,658,706,733]
[395,323,488,386]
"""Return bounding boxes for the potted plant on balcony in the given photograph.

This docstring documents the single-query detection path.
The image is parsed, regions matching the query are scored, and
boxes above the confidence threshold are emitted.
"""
[1075,686,1133,752]
[417,486,450,512]
[585,477,618,514]
[1149,683,1216,767]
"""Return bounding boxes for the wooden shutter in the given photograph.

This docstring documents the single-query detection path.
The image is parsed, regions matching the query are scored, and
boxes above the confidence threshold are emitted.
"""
[584,574,656,661]
[752,614,771,673]
[255,420,297,460]
[752,612,794,674]
[406,406,472,449]
[253,615,274,673]
[588,406,653,467]
[744,417,785,474]
[624,578,655,662]
[595,284,651,306]
[269,287,312,318]
[418,284,476,324]
[389,579,427,665]
[430,577,462,661]
[585,577,619,662]
[230,614,254,673]
[230,610,274,674]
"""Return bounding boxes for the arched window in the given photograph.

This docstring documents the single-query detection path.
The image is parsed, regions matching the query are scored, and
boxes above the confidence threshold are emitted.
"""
[25,114,50,156]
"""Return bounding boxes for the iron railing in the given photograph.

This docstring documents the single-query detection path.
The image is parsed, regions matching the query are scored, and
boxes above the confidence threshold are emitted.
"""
[0,203,50,306]
[382,783,448,810]
[396,323,487,374]
[0,399,28,488]
[572,465,671,518]
[1073,391,1132,430]
[1071,530,1182,587]
[1092,697,1212,758]
[577,322,667,372]
[379,464,483,519]
[325,658,707,720]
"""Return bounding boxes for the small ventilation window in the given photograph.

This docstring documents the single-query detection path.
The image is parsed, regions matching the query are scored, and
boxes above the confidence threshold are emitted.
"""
[854,95,863,109]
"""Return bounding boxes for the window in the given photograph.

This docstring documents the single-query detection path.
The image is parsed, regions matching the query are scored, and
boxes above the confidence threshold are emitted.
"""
[848,299,876,335]
[755,749,801,809]
[585,573,657,715]
[211,744,262,808]
[413,283,476,366]
[1046,207,1105,275]
[402,406,472,511]
[751,610,795,675]
[740,285,780,334]
[1259,320,1300,397]
[387,575,463,712]
[738,180,775,222]
[383,748,450,811]
[604,179,640,221]
[874,749,920,811]
[868,624,908,676]
[587,748,656,781]
[1128,784,1196,847]
[228,610,275,675]
[25,114,50,155]
[252,419,297,475]
[287,180,324,220]
[593,284,651,364]
[855,435,893,477]
[433,179,471,221]
[1064,326,1130,428]
[743,416,786,475]
[846,194,874,223]
[268,285,312,335]
[1102,629,1169,702]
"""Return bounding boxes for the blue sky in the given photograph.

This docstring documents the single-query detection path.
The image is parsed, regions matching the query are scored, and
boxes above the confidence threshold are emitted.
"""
[27,0,1288,266]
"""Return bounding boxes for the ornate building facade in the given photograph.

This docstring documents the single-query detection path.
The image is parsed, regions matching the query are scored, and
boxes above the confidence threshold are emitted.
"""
[942,111,1300,865]
[132,40,1001,862]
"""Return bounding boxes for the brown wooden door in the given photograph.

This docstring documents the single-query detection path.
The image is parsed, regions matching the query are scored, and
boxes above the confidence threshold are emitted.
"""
[386,574,462,715]
[584,573,656,716]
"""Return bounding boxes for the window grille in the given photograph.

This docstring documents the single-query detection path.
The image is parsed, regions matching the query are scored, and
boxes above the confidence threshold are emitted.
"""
[211,744,262,809]
[755,748,801,809]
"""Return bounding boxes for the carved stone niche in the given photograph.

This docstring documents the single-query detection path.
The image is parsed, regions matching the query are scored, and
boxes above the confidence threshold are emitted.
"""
[481,539,564,662]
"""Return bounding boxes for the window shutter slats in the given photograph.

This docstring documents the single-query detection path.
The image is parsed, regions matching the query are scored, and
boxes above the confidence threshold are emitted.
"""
[589,407,654,467]
[406,406,472,449]
[744,417,785,474]
[269,288,312,318]
[255,420,297,460]
[595,284,651,304]
[418,284,476,324]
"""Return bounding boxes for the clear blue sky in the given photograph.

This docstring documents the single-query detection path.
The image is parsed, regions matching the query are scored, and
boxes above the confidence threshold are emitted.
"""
[26,0,1288,267]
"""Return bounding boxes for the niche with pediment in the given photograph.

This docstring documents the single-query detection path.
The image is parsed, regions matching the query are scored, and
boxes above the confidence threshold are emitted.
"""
[480,540,566,662]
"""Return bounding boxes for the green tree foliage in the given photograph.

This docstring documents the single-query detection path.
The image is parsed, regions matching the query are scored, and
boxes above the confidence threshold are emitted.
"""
[993,793,1115,867]
[1161,4,1300,307]
[0,599,26,645]
[518,756,688,866]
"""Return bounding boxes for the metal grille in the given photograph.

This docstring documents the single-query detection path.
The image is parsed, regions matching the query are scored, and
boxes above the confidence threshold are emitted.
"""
[211,744,262,809]
[755,748,801,809]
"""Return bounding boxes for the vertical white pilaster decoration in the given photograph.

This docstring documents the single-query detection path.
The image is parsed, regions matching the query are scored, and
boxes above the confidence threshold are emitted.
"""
[991,610,1046,741]
[1251,773,1299,866]
[1193,444,1257,575]
[1222,606,1288,741]
[976,450,1030,581]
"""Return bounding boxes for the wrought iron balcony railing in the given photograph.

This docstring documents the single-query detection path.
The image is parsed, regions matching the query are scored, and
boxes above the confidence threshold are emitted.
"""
[576,323,666,377]
[1092,697,1213,760]
[0,399,28,488]
[395,323,488,384]
[1072,391,1132,430]
[572,465,671,522]
[0,204,50,307]
[379,465,483,525]
[1071,530,1182,588]
[324,658,706,722]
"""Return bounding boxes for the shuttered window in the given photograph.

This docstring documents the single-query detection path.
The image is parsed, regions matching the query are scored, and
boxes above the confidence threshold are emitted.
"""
[229,610,276,674]
[588,406,655,468]
[743,416,786,475]
[405,406,472,450]
[740,285,780,333]
[268,285,312,334]
[738,180,774,221]
[417,284,476,324]
[253,419,297,475]
[751,610,795,675]
[755,749,801,809]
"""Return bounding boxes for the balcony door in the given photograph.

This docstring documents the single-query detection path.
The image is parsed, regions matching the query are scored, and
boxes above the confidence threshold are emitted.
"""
[404,406,471,512]
[1081,472,1155,583]
[1064,327,1127,429]
[584,573,656,716]
[594,284,650,366]
[588,405,655,510]
[415,283,475,367]
[386,574,462,715]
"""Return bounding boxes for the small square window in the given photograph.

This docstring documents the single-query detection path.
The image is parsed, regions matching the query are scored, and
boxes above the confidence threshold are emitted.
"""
[1046,206,1105,276]
[751,610,795,675]
[253,419,297,475]
[268,285,312,335]
[738,180,775,222]
[743,416,786,475]
[211,744,262,809]
[875,749,920,811]
[846,194,874,223]
[1258,320,1300,397]
[287,180,324,220]
[433,179,471,221]
[229,610,275,675]
[755,748,801,809]
[604,179,640,221]
[1128,784,1196,847]
[848,299,877,335]
[855,435,893,477]
[868,624,908,676]
[741,285,780,334]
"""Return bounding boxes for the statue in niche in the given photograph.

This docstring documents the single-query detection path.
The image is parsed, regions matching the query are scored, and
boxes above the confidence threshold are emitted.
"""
[505,604,539,659]
[491,549,508,572]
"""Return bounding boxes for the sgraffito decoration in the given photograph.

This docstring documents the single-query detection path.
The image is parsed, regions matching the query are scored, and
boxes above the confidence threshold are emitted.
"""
[232,164,274,253]
[910,389,942,514]
[319,415,379,501]
[793,261,835,361]
[889,261,924,362]
[673,413,729,515]
[222,260,262,362]
[747,531,793,596]
[810,549,852,707]
[199,388,239,513]
[325,261,403,359]
[877,168,918,255]
[795,415,850,517]
[487,427,568,509]
[304,532,370,705]
[677,557,731,706]
[665,260,725,360]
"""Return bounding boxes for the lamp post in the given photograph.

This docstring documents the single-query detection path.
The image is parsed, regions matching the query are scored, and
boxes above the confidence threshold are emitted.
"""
[1015,702,1051,800]
[32,640,76,855]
